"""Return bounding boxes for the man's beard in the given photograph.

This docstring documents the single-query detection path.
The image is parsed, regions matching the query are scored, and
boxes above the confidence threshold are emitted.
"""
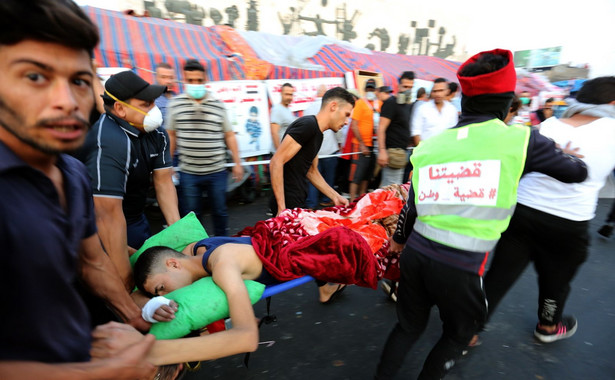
[0,95,89,155]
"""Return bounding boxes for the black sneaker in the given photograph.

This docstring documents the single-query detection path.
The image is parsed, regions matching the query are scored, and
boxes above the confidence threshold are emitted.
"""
[534,316,577,343]
[597,224,613,238]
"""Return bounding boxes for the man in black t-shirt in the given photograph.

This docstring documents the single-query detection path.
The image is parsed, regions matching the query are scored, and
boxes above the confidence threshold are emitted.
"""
[270,87,355,216]
[377,71,414,186]
[269,87,355,303]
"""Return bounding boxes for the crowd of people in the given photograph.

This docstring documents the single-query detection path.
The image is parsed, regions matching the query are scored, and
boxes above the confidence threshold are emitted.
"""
[1,1,614,380]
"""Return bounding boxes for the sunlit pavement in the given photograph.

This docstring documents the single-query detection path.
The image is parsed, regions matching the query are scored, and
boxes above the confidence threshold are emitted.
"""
[157,193,615,380]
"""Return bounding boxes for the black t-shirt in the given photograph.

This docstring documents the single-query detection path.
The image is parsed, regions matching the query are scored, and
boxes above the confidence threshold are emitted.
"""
[380,96,411,149]
[282,115,323,207]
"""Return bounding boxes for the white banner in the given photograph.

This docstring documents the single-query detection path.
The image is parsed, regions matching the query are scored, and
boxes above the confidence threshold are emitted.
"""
[205,80,271,158]
[417,160,501,206]
[265,77,345,113]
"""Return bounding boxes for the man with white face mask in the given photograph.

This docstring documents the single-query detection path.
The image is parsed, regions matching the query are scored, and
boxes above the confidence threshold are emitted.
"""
[76,70,180,290]
[167,59,243,237]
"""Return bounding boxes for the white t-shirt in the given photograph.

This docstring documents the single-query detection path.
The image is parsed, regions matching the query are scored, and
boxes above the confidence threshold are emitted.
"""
[517,117,615,221]
[411,99,459,142]
[270,103,296,152]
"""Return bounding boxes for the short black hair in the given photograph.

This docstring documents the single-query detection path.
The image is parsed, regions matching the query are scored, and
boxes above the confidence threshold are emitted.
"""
[321,87,356,109]
[183,58,205,72]
[134,246,185,296]
[0,0,99,58]
[509,94,521,114]
[448,82,459,93]
[416,87,426,98]
[576,76,615,105]
[434,78,447,84]
[156,62,173,70]
[399,71,415,82]
[458,53,509,77]
[282,83,294,90]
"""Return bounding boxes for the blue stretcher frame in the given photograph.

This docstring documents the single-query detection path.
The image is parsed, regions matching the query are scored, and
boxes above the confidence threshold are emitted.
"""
[244,276,315,367]
[260,275,314,299]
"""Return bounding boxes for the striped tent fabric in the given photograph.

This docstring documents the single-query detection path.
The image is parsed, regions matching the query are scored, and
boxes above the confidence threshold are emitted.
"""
[84,6,244,83]
[310,44,462,88]
[371,51,462,83]
[269,64,344,80]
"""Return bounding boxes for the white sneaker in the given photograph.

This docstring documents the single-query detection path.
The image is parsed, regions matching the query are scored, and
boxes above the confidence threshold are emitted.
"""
[380,280,398,302]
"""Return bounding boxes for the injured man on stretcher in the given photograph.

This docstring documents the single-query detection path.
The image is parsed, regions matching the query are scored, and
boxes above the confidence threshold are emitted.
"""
[91,184,408,369]
[134,232,368,322]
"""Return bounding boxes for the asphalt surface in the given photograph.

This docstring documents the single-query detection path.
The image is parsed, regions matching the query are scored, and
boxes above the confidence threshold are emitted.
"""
[159,191,615,380]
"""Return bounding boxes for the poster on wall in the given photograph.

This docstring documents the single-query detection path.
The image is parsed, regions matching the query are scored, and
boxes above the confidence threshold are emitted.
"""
[265,77,346,113]
[206,80,271,158]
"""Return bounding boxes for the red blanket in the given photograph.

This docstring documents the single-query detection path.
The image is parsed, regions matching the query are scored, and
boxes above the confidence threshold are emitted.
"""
[238,184,410,286]
[250,226,378,289]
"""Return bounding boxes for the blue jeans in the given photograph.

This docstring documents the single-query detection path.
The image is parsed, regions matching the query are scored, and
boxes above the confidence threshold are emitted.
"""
[306,156,338,208]
[126,213,151,249]
[179,170,228,236]
[380,166,404,187]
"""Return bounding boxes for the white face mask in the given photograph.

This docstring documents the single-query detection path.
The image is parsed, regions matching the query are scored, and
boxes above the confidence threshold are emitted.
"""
[142,105,163,132]
[366,92,376,101]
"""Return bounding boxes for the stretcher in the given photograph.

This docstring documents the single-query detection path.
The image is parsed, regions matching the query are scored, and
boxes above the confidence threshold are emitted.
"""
[257,275,315,327]
[241,275,314,367]
[261,275,314,299]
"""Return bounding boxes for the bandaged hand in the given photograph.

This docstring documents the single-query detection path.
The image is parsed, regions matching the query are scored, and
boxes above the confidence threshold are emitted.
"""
[142,296,179,323]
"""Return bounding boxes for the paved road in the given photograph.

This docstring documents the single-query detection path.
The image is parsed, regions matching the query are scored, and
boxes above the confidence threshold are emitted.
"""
[173,193,615,380]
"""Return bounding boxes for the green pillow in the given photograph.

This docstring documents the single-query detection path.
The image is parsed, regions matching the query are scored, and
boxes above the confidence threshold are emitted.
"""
[150,277,265,339]
[130,212,207,267]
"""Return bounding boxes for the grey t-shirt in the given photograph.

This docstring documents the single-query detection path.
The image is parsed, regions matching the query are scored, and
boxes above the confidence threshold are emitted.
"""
[270,103,296,152]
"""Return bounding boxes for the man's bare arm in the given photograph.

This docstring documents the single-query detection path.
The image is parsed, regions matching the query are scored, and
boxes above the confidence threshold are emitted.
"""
[224,131,244,182]
[80,234,150,332]
[270,123,281,150]
[0,334,157,380]
[93,196,132,290]
[269,135,302,214]
[349,119,369,155]
[152,168,180,226]
[167,129,176,158]
[92,316,258,366]
[93,252,260,365]
[306,157,348,206]
[377,117,392,167]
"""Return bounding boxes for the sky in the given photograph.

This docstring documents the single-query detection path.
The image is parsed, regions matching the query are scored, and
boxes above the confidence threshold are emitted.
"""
[76,0,615,78]
[453,0,615,78]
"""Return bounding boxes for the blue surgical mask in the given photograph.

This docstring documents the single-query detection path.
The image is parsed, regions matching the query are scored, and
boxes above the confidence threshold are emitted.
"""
[185,84,207,99]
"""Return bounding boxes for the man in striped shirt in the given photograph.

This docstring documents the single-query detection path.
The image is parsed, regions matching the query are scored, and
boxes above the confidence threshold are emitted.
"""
[167,59,243,237]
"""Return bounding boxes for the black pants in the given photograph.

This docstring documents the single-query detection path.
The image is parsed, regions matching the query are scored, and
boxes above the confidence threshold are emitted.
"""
[484,204,589,327]
[268,191,306,216]
[606,198,615,223]
[376,246,487,379]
